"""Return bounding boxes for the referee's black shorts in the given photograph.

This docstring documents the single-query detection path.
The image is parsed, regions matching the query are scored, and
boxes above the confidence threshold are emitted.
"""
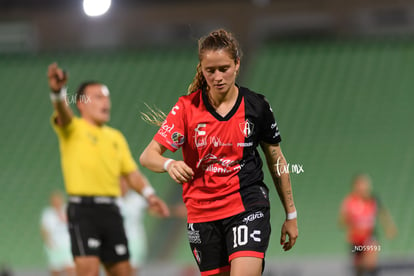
[67,196,129,263]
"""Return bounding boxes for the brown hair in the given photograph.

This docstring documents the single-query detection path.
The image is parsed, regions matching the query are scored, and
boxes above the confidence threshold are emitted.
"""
[142,29,242,126]
[187,29,242,94]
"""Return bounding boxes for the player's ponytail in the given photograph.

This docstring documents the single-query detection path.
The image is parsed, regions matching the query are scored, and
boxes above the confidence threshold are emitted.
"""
[140,103,166,127]
[187,62,206,95]
[187,29,242,94]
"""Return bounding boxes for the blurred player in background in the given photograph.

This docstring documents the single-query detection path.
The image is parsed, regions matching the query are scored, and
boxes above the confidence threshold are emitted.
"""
[47,63,170,276]
[339,173,397,276]
[118,177,149,275]
[140,29,298,276]
[40,191,75,276]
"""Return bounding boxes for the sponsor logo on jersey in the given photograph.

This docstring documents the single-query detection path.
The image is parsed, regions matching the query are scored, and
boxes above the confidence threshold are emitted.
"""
[239,119,254,138]
[194,123,207,148]
[210,136,232,147]
[196,153,241,174]
[171,105,179,115]
[243,211,264,224]
[270,122,280,138]
[194,123,233,148]
[171,132,185,147]
[158,121,174,138]
[237,142,253,147]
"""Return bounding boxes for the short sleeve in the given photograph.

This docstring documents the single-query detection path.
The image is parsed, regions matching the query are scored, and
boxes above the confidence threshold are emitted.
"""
[153,98,186,152]
[50,112,78,139]
[118,132,138,175]
[259,96,282,144]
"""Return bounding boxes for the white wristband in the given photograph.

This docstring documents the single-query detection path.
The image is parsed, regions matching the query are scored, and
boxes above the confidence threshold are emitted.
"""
[163,159,174,171]
[286,211,297,220]
[50,86,67,102]
[141,186,155,199]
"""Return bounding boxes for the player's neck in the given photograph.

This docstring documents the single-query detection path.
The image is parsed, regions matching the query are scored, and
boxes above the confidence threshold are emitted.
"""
[207,85,238,117]
[207,85,238,108]
[82,115,104,128]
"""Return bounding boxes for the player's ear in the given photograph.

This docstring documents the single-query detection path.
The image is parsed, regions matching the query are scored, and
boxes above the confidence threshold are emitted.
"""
[235,58,240,74]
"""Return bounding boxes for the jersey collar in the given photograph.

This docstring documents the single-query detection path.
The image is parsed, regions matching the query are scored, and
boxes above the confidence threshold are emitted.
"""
[201,84,243,121]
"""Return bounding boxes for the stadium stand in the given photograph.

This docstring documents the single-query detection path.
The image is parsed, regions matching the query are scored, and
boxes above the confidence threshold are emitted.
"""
[0,39,413,274]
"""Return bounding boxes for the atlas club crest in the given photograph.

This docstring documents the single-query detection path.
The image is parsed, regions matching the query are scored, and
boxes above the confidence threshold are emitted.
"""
[239,119,254,138]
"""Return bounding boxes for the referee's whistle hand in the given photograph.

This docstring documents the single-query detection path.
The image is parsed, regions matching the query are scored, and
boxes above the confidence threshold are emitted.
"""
[280,218,298,251]
[147,195,170,217]
[47,62,67,93]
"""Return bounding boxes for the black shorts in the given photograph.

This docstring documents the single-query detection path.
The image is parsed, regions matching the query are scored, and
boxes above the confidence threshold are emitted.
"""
[67,198,129,263]
[188,207,271,276]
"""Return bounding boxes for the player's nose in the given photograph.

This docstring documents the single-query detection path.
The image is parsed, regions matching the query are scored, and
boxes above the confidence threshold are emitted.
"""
[213,71,223,82]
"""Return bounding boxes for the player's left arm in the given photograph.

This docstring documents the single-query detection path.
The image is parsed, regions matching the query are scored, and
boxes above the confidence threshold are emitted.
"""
[123,170,170,217]
[261,142,298,251]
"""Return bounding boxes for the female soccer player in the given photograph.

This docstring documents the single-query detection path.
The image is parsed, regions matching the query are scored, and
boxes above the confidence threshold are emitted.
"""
[140,29,298,276]
[40,191,75,276]
[339,174,397,276]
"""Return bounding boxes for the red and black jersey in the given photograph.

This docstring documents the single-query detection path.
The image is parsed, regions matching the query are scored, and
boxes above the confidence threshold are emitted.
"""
[341,194,380,245]
[154,86,281,223]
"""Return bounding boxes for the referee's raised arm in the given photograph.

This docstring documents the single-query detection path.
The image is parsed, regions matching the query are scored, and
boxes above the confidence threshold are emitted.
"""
[47,62,73,126]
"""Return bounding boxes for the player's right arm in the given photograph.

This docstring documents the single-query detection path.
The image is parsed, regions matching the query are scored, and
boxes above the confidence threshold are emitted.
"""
[47,62,73,126]
[140,140,194,184]
[140,98,194,184]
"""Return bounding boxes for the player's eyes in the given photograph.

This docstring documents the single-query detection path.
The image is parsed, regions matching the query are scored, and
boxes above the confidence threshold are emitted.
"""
[205,67,229,74]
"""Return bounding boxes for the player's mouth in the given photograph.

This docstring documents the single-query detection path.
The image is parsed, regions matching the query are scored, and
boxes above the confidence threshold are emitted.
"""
[101,107,110,114]
[215,83,225,90]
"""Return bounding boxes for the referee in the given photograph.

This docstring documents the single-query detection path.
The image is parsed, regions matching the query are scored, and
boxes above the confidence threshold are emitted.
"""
[47,63,170,276]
